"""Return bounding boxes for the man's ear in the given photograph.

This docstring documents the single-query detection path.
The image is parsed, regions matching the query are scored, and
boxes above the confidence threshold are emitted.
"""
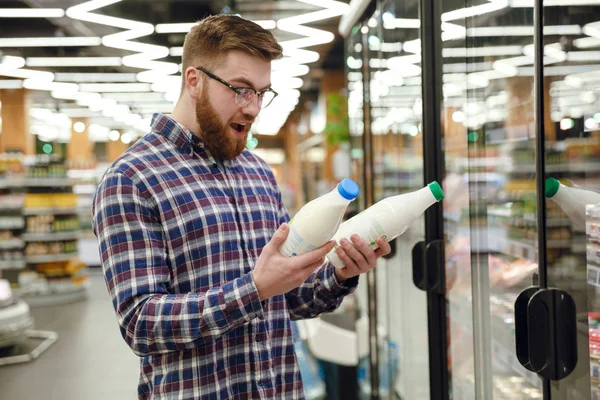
[185,67,203,99]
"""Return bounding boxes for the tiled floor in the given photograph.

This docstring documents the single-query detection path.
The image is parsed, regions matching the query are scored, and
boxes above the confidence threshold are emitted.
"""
[0,269,140,400]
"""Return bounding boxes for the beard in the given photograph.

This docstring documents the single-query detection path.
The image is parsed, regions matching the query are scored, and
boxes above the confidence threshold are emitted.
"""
[195,91,248,161]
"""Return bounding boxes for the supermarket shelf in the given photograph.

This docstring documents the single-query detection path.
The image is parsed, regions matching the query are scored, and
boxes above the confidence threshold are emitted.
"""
[487,210,571,227]
[22,207,79,216]
[0,178,72,188]
[0,205,23,212]
[17,285,87,307]
[25,253,78,263]
[0,239,24,249]
[501,162,600,174]
[0,260,26,270]
[22,232,79,242]
[0,219,24,230]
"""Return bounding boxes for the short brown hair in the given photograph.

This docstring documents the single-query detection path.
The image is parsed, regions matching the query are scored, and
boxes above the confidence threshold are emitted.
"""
[181,15,282,84]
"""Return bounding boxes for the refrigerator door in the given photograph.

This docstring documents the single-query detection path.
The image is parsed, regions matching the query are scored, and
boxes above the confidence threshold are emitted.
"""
[439,1,548,398]
[345,0,433,398]
[541,3,600,399]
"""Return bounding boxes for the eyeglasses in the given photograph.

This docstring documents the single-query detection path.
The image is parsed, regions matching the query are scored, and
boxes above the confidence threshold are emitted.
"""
[195,67,278,109]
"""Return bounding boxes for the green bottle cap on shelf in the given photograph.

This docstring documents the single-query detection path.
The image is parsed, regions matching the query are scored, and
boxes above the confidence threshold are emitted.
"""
[545,178,560,198]
[428,181,445,201]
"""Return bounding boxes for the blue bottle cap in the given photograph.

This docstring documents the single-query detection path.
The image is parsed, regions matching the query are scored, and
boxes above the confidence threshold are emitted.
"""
[337,178,360,200]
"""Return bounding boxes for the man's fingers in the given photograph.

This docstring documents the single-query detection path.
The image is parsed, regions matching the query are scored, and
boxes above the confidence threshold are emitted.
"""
[269,223,290,248]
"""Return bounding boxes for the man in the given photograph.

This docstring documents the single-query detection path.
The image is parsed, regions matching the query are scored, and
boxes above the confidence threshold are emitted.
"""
[93,14,391,399]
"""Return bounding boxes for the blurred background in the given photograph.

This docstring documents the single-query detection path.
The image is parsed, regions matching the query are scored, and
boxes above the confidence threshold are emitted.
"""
[2,0,600,399]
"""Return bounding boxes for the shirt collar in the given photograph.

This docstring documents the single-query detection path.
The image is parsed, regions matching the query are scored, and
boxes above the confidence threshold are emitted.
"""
[151,113,205,157]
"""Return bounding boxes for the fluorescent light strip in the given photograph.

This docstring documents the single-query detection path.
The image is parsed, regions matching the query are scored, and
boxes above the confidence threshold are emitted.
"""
[0,9,65,18]
[442,45,523,57]
[442,0,507,23]
[443,62,494,73]
[26,57,122,67]
[466,25,581,37]
[383,18,421,30]
[67,0,177,87]
[169,47,183,57]
[102,92,170,102]
[567,51,600,62]
[79,83,152,92]
[574,37,600,49]
[0,37,101,47]
[0,68,54,80]
[0,80,24,89]
[54,73,137,82]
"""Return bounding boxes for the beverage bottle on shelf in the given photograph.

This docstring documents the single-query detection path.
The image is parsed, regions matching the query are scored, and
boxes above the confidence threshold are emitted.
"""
[327,181,445,269]
[545,177,600,230]
[280,178,360,257]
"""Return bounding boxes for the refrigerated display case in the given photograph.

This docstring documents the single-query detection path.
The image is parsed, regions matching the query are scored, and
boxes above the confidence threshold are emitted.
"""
[342,0,600,399]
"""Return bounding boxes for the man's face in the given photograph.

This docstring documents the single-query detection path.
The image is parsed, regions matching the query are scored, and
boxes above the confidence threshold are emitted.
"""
[195,51,271,160]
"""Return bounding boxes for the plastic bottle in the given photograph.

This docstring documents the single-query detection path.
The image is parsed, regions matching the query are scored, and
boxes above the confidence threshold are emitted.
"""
[327,181,445,269]
[545,177,600,230]
[280,178,360,257]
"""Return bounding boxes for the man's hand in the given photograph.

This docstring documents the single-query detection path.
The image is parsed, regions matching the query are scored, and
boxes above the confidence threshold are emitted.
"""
[333,235,392,282]
[253,223,335,301]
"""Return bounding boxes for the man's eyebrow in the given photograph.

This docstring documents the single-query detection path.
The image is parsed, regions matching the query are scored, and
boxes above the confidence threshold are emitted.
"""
[231,76,271,91]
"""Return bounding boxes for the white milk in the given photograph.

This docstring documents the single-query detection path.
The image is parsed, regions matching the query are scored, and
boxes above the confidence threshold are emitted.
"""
[280,178,360,257]
[327,181,445,269]
[546,177,600,230]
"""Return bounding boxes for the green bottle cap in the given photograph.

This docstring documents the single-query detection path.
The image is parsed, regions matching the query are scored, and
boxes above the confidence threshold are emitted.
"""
[545,178,560,198]
[428,181,445,201]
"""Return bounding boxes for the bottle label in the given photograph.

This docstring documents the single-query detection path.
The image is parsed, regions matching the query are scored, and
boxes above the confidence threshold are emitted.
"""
[280,225,318,256]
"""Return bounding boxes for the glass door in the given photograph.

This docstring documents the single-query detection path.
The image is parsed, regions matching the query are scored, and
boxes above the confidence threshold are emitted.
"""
[541,1,600,399]
[440,0,545,398]
[345,0,434,398]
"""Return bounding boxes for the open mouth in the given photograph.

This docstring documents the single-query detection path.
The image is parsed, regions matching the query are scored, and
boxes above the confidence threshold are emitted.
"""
[230,123,247,134]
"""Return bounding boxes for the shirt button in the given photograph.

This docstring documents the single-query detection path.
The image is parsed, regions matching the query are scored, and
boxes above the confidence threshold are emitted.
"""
[255,334,261,342]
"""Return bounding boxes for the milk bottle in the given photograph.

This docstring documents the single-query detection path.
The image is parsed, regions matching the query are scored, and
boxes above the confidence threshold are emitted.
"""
[327,181,444,269]
[546,177,600,230]
[280,178,360,257]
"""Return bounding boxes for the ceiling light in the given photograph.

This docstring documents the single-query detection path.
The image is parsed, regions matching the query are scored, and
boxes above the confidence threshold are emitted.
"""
[383,18,420,30]
[576,37,600,51]
[0,80,23,89]
[26,57,122,67]
[511,0,600,5]
[0,9,65,18]
[567,51,600,62]
[79,83,152,92]
[442,0,507,22]
[121,132,133,144]
[155,19,275,33]
[0,37,101,47]
[54,72,137,82]
[102,92,171,102]
[109,130,120,141]
[169,47,183,57]
[74,122,86,133]
[442,45,523,58]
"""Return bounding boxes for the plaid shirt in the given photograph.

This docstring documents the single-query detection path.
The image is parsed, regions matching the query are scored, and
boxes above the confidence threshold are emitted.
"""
[92,113,358,399]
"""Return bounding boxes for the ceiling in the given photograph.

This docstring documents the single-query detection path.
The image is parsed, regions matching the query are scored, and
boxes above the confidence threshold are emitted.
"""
[0,0,348,142]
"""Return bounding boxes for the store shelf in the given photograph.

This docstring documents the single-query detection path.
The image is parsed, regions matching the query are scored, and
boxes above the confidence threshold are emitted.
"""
[25,253,78,263]
[0,218,25,230]
[22,207,79,216]
[22,232,79,242]
[0,260,25,270]
[0,239,24,249]
[487,210,571,227]
[0,178,72,188]
[500,162,600,174]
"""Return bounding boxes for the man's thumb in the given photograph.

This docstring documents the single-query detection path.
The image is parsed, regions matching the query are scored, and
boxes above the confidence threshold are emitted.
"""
[271,223,290,246]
